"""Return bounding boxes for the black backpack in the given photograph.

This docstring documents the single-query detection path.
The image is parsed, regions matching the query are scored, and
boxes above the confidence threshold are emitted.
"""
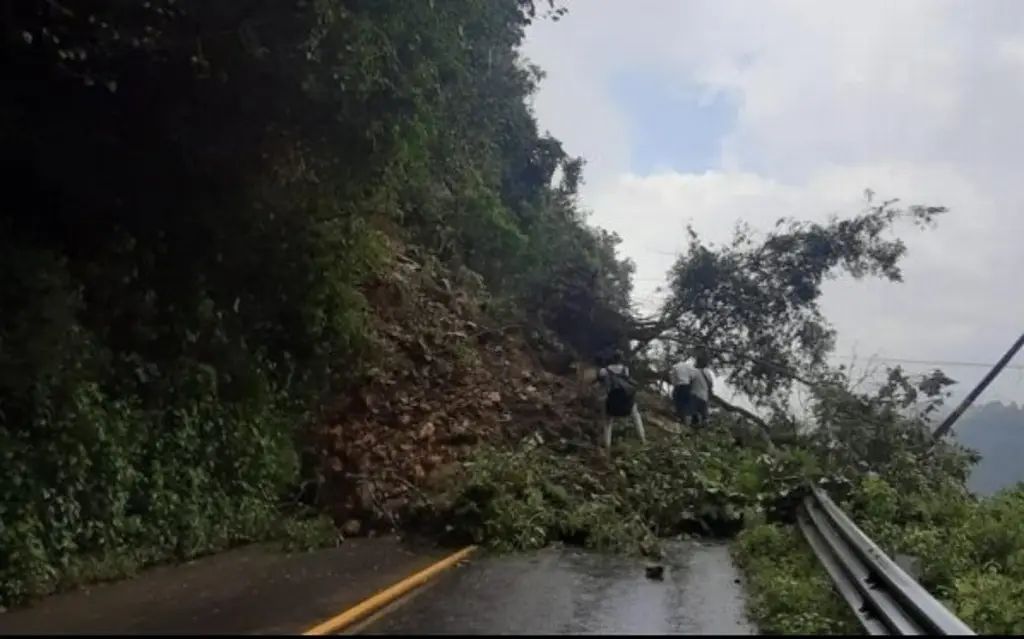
[605,367,637,418]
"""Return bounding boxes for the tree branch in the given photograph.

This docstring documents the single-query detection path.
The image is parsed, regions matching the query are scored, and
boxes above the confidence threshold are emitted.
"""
[711,395,777,451]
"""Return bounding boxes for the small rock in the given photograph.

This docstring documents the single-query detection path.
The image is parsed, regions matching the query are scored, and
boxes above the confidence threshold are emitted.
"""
[341,519,362,537]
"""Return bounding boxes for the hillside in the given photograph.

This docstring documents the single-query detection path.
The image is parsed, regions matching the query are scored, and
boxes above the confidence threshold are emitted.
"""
[10,2,1024,635]
[953,401,1024,495]
[0,0,628,606]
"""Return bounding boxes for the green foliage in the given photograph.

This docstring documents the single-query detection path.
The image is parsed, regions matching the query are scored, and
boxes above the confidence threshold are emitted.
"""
[730,364,1024,635]
[0,241,295,602]
[277,515,342,554]
[1,0,637,607]
[733,522,859,635]
[618,187,1019,635]
[428,346,1018,636]
[434,443,654,554]
[639,193,946,406]
[433,424,823,556]
[737,471,1024,635]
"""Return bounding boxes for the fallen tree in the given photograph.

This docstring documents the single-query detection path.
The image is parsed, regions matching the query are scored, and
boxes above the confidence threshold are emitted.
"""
[628,193,946,402]
[415,190,961,557]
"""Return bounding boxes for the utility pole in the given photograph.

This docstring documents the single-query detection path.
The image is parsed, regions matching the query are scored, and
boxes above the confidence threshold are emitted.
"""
[930,331,1024,442]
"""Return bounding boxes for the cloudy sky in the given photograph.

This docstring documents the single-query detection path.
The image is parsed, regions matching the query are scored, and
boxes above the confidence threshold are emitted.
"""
[522,0,1024,406]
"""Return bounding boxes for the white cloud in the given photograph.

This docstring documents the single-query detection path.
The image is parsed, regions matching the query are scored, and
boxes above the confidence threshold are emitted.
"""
[523,0,1024,404]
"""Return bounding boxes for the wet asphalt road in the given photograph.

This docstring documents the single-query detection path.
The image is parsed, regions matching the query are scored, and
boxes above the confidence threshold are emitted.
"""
[358,540,757,635]
[0,539,447,635]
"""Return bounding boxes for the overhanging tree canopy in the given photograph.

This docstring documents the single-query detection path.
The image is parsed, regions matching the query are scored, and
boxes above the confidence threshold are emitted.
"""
[619,194,947,407]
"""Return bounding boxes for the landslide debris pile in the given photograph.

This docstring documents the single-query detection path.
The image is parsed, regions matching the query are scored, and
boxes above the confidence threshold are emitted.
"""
[315,240,606,536]
[307,241,826,553]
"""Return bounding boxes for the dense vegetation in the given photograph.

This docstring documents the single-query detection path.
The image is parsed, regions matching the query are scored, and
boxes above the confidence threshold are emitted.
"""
[735,390,1024,634]
[0,0,632,605]
[4,1,1023,635]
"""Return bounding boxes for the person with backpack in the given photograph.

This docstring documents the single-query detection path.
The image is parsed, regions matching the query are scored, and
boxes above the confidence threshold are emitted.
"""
[595,350,646,452]
[670,351,714,426]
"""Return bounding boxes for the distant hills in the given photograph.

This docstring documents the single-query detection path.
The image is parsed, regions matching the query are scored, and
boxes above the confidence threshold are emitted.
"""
[949,401,1024,495]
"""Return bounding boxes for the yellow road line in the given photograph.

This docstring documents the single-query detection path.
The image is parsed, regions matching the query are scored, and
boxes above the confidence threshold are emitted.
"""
[337,569,445,636]
[301,545,478,636]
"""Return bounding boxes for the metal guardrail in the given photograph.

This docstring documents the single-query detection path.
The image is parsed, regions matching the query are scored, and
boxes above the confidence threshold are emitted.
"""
[797,485,975,636]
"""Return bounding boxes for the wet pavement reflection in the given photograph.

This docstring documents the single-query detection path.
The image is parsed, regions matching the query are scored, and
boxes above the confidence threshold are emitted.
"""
[359,540,757,635]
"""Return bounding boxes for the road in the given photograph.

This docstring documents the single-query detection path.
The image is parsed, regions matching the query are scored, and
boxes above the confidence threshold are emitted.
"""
[0,538,448,635]
[0,538,756,635]
[356,540,757,635]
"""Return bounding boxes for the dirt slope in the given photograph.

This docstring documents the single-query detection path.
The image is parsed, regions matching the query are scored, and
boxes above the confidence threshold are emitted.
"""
[314,240,606,535]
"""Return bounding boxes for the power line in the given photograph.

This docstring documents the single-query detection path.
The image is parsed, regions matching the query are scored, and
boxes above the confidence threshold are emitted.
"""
[829,354,1024,372]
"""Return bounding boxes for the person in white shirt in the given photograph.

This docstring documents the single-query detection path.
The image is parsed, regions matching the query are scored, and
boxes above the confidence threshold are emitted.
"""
[669,352,714,425]
[595,351,646,452]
